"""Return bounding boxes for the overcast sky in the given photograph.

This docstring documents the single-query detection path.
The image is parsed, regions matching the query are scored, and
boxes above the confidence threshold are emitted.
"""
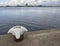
[0,0,59,6]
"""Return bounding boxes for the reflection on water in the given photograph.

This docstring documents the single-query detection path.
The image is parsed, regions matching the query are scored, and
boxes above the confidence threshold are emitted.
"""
[0,7,60,34]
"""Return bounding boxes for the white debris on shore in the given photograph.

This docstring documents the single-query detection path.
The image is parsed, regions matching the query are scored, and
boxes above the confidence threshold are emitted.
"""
[8,25,28,39]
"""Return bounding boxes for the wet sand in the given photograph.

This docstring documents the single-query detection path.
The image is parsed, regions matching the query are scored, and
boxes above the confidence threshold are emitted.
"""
[0,29,60,46]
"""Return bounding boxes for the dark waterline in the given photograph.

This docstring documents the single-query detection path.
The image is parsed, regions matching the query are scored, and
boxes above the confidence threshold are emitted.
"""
[0,7,60,34]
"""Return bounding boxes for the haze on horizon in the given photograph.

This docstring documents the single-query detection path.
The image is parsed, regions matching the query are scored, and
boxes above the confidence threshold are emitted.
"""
[0,0,60,6]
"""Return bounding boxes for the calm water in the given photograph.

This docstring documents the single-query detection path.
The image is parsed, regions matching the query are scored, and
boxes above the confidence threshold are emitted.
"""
[0,7,60,34]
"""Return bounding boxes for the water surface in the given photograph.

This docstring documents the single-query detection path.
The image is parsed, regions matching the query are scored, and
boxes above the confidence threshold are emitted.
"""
[0,7,60,34]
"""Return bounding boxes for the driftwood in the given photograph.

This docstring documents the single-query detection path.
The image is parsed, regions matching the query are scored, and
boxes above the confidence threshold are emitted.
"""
[0,29,60,46]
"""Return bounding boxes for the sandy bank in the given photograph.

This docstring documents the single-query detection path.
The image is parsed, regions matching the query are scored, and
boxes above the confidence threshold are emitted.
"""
[0,29,60,46]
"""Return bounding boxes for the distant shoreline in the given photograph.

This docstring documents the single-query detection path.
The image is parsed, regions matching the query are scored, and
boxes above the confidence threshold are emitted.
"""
[0,6,60,7]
